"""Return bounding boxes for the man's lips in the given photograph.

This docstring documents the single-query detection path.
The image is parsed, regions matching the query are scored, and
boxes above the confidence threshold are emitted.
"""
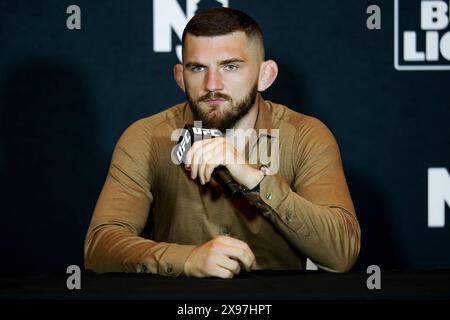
[203,99,227,105]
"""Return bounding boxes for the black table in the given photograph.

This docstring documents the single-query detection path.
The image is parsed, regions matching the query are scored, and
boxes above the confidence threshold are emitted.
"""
[1,269,450,300]
[1,270,449,318]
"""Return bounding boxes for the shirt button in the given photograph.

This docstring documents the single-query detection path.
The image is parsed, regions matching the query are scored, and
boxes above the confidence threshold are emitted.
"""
[256,200,263,207]
[286,212,293,222]
[166,264,173,274]
[266,192,272,200]
[222,226,230,236]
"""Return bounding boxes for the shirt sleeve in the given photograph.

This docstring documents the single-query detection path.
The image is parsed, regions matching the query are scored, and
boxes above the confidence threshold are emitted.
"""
[84,120,196,276]
[245,118,361,272]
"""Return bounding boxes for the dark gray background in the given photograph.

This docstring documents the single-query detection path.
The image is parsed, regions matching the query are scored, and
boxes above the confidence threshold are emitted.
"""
[0,0,449,274]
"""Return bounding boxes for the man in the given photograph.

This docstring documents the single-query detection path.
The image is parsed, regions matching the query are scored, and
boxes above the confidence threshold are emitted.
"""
[84,7,360,278]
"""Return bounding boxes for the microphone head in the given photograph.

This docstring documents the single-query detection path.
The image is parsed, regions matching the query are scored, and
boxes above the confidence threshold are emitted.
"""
[171,124,243,198]
[172,124,223,165]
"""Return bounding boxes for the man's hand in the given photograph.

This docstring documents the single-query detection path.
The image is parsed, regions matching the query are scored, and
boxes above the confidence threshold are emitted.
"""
[184,137,263,190]
[183,236,256,278]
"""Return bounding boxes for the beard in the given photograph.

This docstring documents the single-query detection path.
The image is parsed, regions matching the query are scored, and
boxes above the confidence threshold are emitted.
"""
[186,82,258,132]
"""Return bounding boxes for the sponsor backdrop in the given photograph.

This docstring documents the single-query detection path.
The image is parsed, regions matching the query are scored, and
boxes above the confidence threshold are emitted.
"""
[0,0,449,274]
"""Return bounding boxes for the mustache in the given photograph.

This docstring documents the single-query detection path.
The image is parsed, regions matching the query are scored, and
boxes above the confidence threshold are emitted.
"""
[198,92,231,102]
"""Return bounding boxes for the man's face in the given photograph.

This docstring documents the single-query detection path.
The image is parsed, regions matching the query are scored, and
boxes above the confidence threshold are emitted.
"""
[182,31,261,131]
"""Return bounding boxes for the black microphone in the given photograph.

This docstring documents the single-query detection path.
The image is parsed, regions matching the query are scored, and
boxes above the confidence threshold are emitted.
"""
[173,124,244,199]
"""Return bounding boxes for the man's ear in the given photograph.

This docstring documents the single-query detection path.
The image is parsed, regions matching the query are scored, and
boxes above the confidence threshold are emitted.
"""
[257,60,278,92]
[173,63,185,92]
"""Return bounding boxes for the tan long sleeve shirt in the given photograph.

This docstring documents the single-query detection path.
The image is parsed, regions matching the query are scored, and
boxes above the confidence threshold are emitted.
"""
[84,94,360,276]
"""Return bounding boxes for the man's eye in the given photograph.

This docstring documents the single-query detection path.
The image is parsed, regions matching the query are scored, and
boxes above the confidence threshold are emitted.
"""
[224,64,238,71]
[191,66,205,73]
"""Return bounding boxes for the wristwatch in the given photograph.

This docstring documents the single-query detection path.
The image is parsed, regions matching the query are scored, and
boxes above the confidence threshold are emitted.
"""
[245,165,270,193]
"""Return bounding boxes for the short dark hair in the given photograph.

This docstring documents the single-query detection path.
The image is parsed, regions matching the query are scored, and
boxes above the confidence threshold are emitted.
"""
[182,7,265,60]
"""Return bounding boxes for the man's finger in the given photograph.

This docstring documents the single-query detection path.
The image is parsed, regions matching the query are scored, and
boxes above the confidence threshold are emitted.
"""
[214,267,234,279]
[219,243,255,271]
[198,149,218,184]
[217,256,241,275]
[217,236,256,270]
[190,140,216,179]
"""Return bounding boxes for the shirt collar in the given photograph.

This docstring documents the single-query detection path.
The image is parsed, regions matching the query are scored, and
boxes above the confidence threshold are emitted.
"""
[253,93,277,139]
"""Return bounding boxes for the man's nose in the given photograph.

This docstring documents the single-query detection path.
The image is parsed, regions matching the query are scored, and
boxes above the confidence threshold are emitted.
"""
[205,68,224,92]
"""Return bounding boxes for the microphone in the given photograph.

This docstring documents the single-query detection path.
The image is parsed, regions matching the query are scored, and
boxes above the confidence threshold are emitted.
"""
[173,124,244,199]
